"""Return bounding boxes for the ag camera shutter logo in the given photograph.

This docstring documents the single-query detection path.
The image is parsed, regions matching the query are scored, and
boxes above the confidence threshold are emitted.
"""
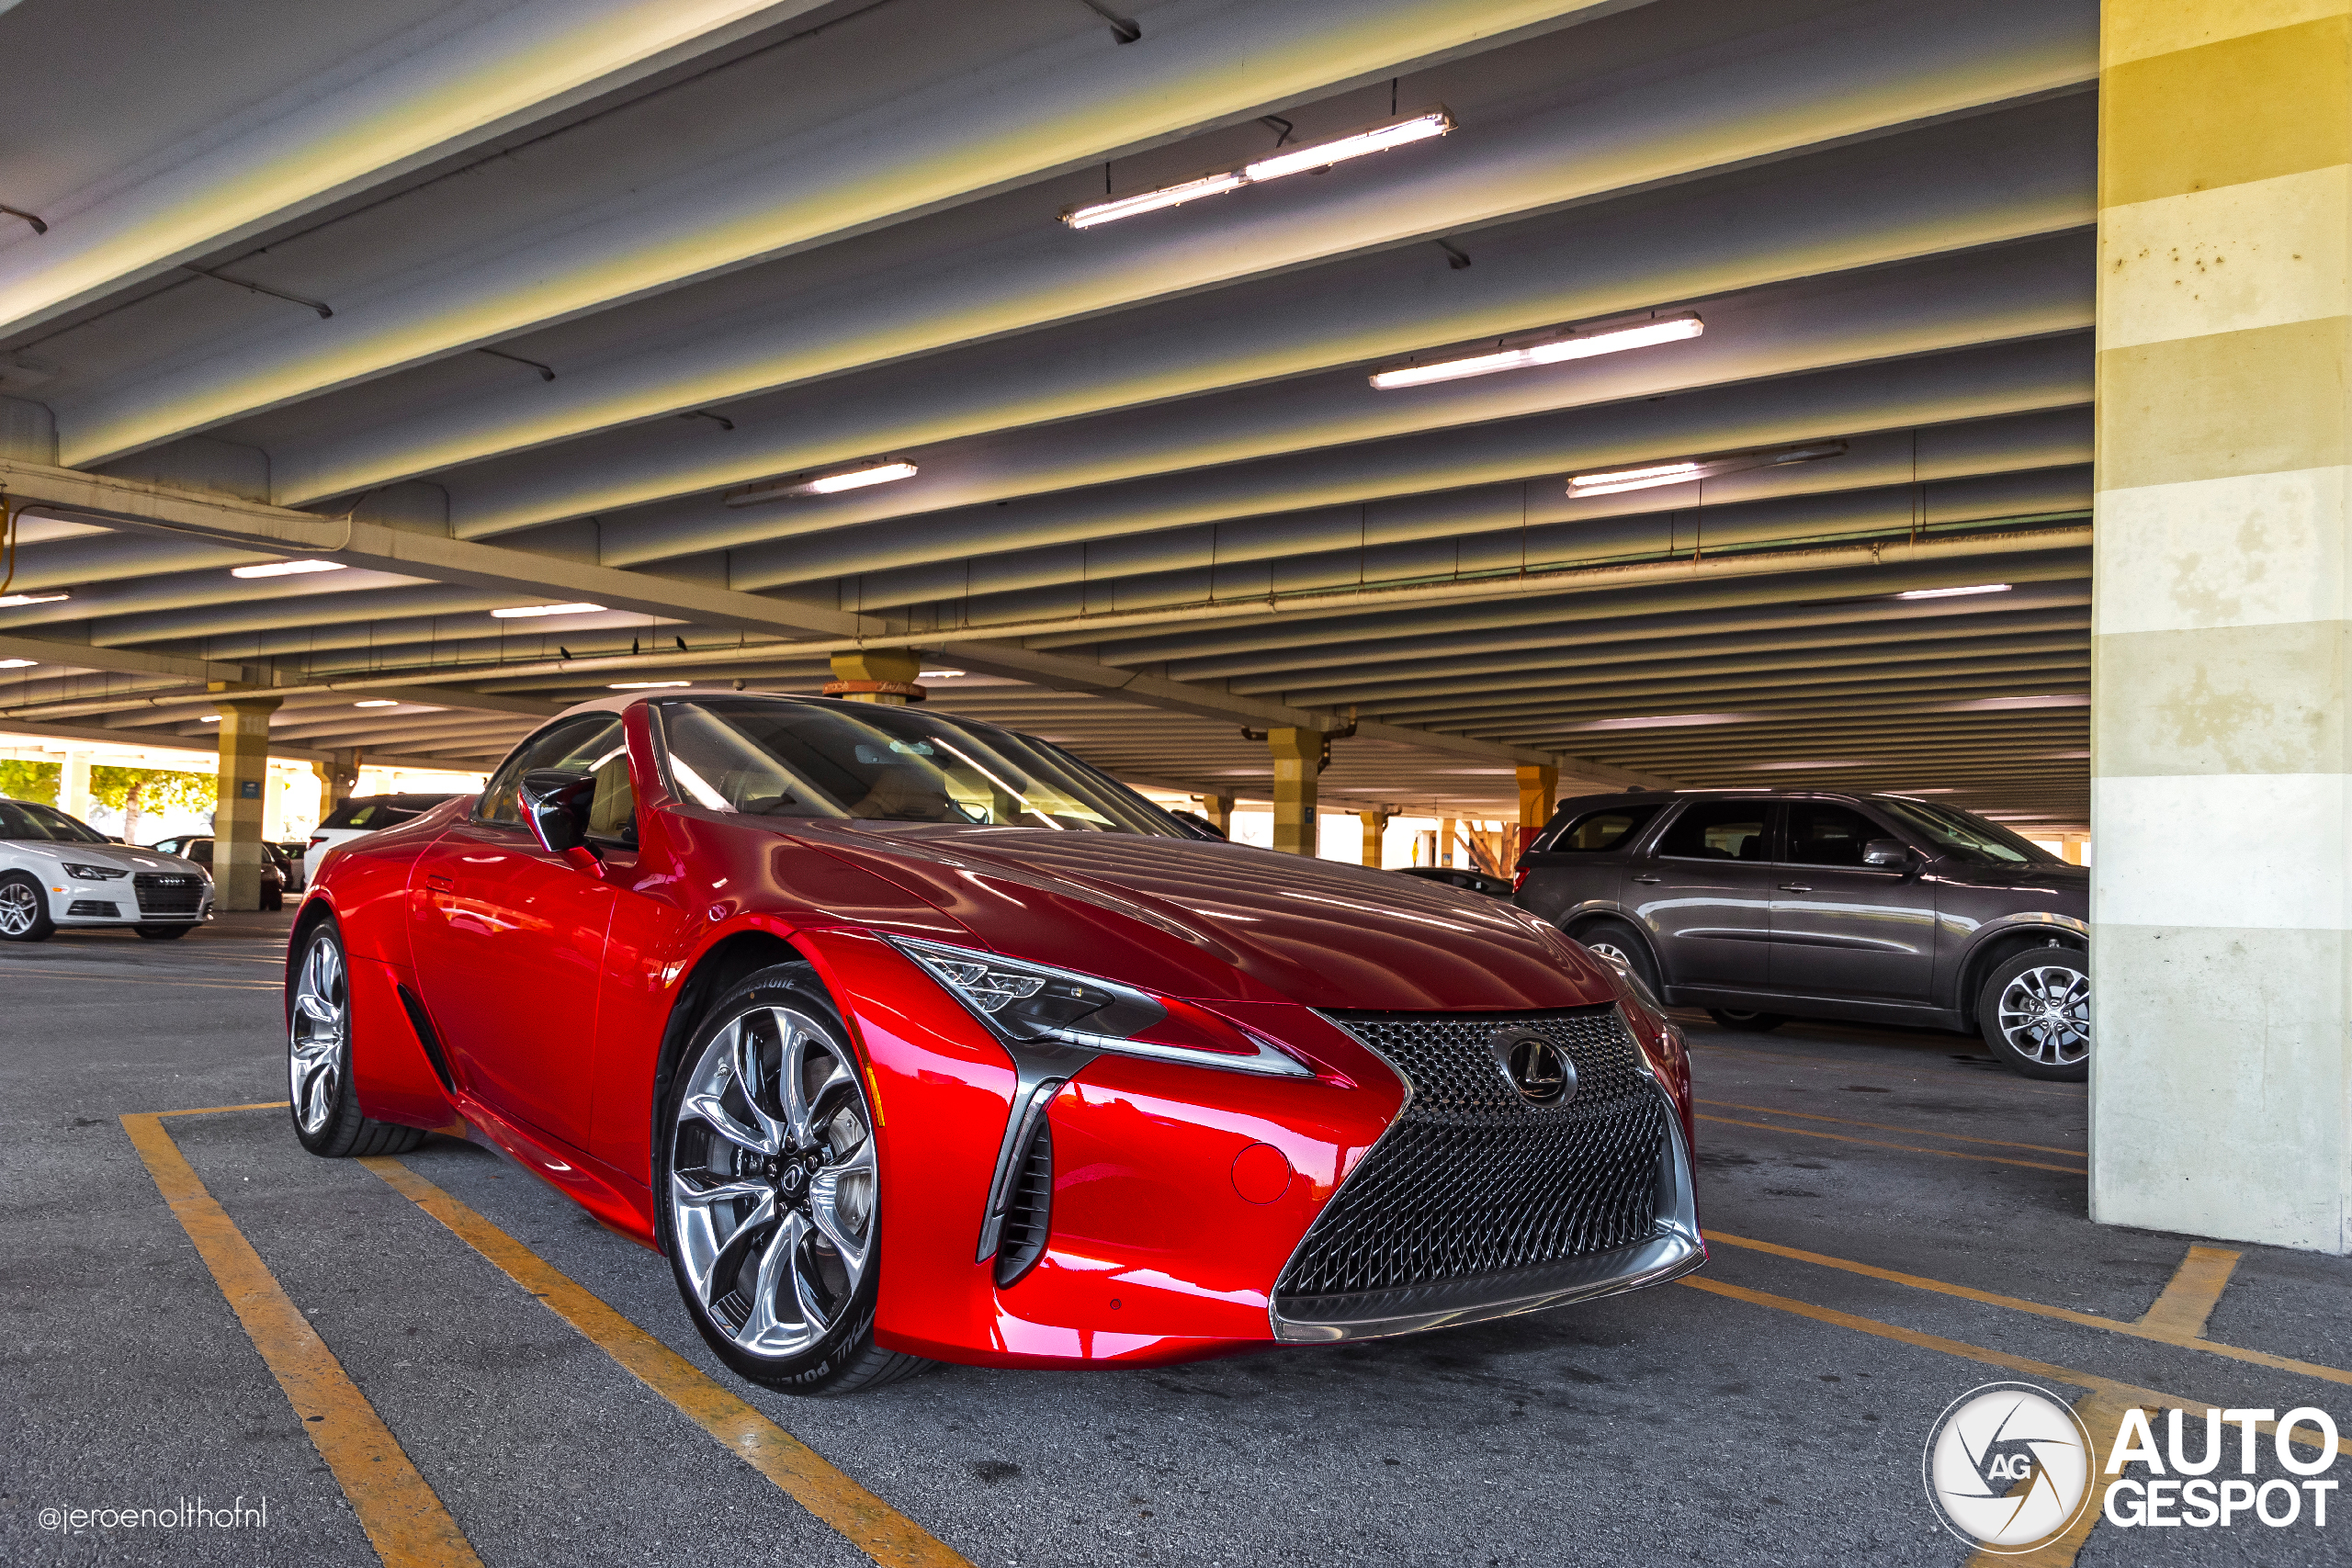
[1922,1382,2094,1552]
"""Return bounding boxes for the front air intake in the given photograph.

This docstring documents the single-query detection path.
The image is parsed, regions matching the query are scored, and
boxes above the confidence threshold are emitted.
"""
[992,1117,1054,1288]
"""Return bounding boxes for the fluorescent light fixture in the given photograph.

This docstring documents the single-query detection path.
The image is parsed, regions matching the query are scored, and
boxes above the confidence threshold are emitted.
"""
[919,669,965,679]
[0,590,68,607]
[1372,314,1703,390]
[199,716,221,723]
[353,699,400,707]
[1734,759,1868,771]
[0,657,35,669]
[725,462,919,507]
[1568,440,1847,498]
[1939,694,2089,712]
[1567,712,1750,731]
[232,558,347,580]
[609,681,691,690]
[1061,110,1453,230]
[1895,582,2011,600]
[490,602,605,619]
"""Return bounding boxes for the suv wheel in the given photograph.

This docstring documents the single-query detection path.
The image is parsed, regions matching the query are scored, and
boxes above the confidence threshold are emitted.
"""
[1573,919,1661,998]
[1978,946,2089,1081]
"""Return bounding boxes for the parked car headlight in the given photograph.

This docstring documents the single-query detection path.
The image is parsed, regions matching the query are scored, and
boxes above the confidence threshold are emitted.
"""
[60,863,128,881]
[890,935,1310,1077]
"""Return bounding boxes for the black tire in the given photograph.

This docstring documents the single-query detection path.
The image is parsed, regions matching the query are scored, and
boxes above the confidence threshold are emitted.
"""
[1571,917,1662,999]
[135,924,193,941]
[656,961,928,1396]
[287,919,429,1157]
[0,870,55,942]
[1705,1008,1787,1032]
[1977,945,2090,1082]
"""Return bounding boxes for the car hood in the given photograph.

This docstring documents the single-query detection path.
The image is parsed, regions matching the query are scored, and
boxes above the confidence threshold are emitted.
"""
[10,840,205,876]
[779,820,1623,1011]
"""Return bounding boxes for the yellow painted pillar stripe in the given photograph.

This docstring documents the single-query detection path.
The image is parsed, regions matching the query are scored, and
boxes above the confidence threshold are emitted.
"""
[361,1156,970,1568]
[2134,1245,2244,1337]
[120,1112,483,1568]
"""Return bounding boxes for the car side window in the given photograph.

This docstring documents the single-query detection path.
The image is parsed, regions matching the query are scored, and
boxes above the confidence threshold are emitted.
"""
[1656,802,1772,862]
[1786,804,1889,867]
[1547,804,1665,852]
[477,715,626,827]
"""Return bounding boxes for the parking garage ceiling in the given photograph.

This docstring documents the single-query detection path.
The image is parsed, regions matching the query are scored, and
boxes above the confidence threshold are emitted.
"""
[0,0,2095,826]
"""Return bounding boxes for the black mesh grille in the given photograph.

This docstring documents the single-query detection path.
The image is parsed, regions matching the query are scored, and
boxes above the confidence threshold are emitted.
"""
[1274,1006,1665,1304]
[993,1118,1053,1288]
[134,874,203,914]
[67,900,120,918]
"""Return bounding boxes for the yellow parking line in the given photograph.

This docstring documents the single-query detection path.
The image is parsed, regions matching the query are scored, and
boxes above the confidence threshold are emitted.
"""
[1679,1275,2351,1458]
[1708,1231,2352,1388]
[1963,1393,2146,1568]
[159,1100,291,1118]
[362,1156,971,1568]
[1696,1098,2085,1158]
[121,1112,482,1568]
[7,967,278,991]
[2138,1246,2243,1337]
[1697,1112,2084,1173]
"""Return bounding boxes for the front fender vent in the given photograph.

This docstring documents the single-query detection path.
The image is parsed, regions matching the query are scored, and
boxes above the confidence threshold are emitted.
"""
[992,1117,1054,1288]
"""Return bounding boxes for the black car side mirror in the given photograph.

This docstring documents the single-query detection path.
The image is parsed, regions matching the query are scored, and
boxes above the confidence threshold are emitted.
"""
[519,769,596,854]
[1862,837,1910,868]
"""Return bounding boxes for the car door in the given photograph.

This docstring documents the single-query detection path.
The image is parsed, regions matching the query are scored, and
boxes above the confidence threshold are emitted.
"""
[1628,799,1780,988]
[411,714,625,1150]
[1768,800,1938,1000]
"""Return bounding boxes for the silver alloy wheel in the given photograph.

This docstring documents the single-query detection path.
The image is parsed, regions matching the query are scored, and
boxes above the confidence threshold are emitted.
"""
[1995,962,2091,1067]
[1587,939,1634,971]
[0,878,37,936]
[669,1007,877,1359]
[288,932,347,1134]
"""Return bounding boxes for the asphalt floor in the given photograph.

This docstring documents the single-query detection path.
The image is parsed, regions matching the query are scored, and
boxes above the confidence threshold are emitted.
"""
[6,910,2347,1566]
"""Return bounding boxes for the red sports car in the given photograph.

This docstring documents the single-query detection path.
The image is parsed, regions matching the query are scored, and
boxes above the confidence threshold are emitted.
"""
[288,691,1703,1393]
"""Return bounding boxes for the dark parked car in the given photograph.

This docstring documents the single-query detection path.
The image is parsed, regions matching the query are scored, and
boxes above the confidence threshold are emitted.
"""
[1396,865,1514,898]
[1515,791,2088,1079]
[147,835,290,911]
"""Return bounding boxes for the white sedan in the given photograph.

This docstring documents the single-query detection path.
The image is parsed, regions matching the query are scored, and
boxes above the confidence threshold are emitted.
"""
[0,797,212,942]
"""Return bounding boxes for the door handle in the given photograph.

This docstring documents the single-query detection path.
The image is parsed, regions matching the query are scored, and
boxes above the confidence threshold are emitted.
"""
[1778,882,1812,892]
[424,874,455,890]
[1631,874,1660,885]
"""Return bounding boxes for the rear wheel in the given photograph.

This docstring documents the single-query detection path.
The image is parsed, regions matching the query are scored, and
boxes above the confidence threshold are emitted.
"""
[657,963,925,1395]
[0,872,54,942]
[1978,946,2090,1082]
[287,921,428,1156]
[1705,1008,1787,1032]
[135,924,193,941]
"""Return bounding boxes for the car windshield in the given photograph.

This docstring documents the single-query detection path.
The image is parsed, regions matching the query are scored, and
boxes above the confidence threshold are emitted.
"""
[651,697,1181,835]
[1873,798,2057,865]
[0,800,111,843]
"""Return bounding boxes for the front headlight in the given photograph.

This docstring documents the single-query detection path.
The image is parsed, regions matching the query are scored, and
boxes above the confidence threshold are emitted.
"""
[891,935,1310,1077]
[60,863,128,881]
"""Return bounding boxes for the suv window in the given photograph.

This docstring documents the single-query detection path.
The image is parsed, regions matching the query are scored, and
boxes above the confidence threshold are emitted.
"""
[1785,804,1889,867]
[478,716,626,827]
[1544,803,1665,852]
[1656,801,1771,862]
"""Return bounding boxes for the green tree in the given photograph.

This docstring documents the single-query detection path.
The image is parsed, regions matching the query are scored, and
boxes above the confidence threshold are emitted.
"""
[89,765,216,843]
[0,759,61,804]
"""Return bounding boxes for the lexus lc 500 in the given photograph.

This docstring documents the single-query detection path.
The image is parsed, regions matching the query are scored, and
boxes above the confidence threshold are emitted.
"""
[289,691,1702,1393]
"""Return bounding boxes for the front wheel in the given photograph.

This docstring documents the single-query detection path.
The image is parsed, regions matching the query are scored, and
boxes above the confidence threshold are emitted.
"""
[287,921,427,1156]
[1978,946,2090,1081]
[657,963,925,1395]
[0,872,55,942]
[1574,919,1661,1000]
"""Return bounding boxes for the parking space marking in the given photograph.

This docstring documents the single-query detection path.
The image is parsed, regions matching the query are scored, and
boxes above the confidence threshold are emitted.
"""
[1696,1112,2084,1174]
[1696,1098,2085,1159]
[4,965,279,991]
[362,1156,972,1568]
[123,1109,483,1568]
[1688,1040,2086,1098]
[2138,1246,2243,1337]
[1709,1231,2352,1388]
[1679,1276,2352,1460]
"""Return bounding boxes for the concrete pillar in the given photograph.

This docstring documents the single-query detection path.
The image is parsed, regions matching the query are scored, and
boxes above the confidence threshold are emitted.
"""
[209,694,281,912]
[1265,728,1320,856]
[1438,817,1456,867]
[826,649,924,705]
[2060,833,2087,867]
[59,748,91,823]
[1200,793,1234,836]
[312,749,359,813]
[1359,807,1393,868]
[2092,0,2352,1253]
[1516,763,1559,856]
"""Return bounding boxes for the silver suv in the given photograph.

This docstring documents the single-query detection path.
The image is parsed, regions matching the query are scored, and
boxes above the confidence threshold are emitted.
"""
[1514,791,2088,1080]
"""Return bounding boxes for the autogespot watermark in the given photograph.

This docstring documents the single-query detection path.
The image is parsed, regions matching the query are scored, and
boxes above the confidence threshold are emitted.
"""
[1923,1382,2341,1553]
[37,1495,271,1534]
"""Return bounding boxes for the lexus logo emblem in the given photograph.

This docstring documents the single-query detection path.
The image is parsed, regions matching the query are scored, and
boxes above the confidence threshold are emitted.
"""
[1490,1027,1576,1106]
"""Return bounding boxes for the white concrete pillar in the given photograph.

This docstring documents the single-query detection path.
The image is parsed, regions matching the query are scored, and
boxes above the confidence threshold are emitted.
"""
[2091,0,2352,1253]
[59,749,92,823]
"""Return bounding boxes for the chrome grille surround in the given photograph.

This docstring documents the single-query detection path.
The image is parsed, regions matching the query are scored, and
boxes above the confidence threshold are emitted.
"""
[1269,1005,1703,1343]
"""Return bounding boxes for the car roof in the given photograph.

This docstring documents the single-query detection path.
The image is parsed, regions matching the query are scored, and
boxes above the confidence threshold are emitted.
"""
[1553,787,1951,811]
